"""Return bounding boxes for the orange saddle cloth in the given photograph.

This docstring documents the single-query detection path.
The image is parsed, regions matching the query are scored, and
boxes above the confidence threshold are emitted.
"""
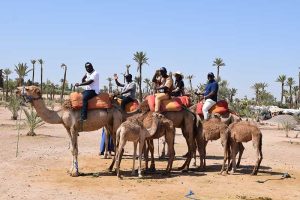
[117,98,139,112]
[196,100,229,115]
[70,92,112,110]
[147,95,191,112]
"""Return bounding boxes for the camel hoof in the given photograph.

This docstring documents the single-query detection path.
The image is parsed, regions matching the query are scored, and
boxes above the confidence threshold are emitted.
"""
[251,172,258,176]
[138,174,143,178]
[70,171,79,177]
[192,162,197,167]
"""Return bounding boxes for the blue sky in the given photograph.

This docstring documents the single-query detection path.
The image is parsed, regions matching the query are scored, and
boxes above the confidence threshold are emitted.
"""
[0,0,299,99]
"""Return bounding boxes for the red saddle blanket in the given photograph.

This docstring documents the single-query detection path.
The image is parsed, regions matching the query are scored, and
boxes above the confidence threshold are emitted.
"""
[196,100,229,115]
[147,95,191,112]
[70,92,112,110]
[117,98,139,112]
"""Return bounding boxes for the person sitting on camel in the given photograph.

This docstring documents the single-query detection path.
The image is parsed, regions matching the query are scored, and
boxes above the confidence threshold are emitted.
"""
[151,67,173,113]
[75,62,99,122]
[114,73,136,111]
[171,71,185,97]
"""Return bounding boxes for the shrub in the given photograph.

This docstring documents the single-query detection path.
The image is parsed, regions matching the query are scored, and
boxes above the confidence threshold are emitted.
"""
[23,107,45,136]
[5,95,22,120]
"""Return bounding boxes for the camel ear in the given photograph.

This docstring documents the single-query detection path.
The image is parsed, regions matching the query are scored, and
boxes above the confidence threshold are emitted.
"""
[33,87,41,96]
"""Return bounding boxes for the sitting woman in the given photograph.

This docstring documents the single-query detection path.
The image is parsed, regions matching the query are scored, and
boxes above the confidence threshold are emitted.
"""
[171,71,185,97]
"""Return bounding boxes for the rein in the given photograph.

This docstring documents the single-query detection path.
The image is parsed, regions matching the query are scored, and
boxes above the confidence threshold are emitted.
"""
[21,86,42,103]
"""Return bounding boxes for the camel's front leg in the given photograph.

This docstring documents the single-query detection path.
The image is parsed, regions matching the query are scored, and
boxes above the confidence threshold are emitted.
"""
[70,129,79,177]
[104,128,109,159]
[132,142,138,176]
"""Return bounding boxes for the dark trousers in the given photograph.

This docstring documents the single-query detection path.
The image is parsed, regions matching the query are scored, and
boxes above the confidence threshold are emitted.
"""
[118,96,134,111]
[81,90,97,120]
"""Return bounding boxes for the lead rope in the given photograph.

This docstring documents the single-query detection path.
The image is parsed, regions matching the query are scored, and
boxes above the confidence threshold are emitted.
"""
[16,104,23,157]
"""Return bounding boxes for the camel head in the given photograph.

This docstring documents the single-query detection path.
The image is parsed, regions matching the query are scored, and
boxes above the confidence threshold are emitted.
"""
[148,112,164,136]
[16,86,42,102]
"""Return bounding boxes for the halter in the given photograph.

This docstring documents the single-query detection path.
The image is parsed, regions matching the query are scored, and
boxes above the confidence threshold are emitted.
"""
[21,85,43,103]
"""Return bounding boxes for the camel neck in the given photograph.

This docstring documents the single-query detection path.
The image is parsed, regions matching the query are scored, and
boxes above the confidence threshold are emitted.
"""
[32,99,63,124]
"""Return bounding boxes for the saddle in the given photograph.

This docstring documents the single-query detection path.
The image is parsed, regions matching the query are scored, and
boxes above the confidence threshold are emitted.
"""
[147,95,191,112]
[117,98,139,113]
[196,100,229,115]
[69,92,112,110]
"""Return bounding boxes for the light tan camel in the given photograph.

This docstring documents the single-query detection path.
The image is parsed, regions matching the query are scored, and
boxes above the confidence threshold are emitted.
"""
[115,113,175,178]
[138,99,201,172]
[227,121,263,175]
[17,86,123,177]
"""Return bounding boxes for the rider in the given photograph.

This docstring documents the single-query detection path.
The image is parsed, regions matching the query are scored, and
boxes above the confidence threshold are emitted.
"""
[201,72,219,120]
[171,71,185,97]
[75,62,99,122]
[114,73,136,111]
[152,67,173,113]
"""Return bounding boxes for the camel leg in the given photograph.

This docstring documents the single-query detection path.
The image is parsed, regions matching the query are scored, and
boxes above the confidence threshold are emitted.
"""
[104,128,109,159]
[164,133,175,174]
[116,136,126,178]
[144,141,149,170]
[230,141,238,174]
[203,140,208,169]
[178,128,194,172]
[251,135,263,175]
[138,138,145,178]
[148,140,156,171]
[236,143,245,168]
[219,138,228,175]
[132,142,138,176]
[69,128,79,177]
[160,138,166,159]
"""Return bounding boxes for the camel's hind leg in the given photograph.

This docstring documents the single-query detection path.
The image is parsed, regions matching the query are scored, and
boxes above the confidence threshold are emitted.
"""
[165,131,175,174]
[68,128,79,177]
[236,143,245,168]
[230,141,239,174]
[132,142,138,176]
[251,134,263,175]
[148,140,156,171]
[104,128,110,159]
[138,137,145,178]
[116,135,127,178]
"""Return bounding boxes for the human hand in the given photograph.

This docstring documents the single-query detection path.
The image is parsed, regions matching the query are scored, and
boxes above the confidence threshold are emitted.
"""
[75,83,80,87]
[114,74,118,80]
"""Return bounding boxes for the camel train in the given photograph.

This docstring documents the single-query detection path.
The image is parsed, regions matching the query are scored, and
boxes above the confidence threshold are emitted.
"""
[17,85,263,178]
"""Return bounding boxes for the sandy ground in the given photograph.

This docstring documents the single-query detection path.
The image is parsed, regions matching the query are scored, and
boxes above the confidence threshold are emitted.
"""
[0,106,300,200]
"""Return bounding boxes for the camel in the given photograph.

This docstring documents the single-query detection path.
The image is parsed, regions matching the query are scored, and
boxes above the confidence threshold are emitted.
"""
[138,100,201,172]
[227,121,263,175]
[115,113,175,178]
[16,86,123,177]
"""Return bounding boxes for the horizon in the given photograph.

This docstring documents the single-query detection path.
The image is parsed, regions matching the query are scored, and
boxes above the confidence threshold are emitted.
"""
[0,0,299,99]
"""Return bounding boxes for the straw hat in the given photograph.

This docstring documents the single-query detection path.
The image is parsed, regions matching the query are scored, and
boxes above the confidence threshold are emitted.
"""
[174,71,183,78]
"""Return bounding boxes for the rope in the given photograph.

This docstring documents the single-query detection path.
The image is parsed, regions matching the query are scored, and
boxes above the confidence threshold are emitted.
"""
[16,107,23,157]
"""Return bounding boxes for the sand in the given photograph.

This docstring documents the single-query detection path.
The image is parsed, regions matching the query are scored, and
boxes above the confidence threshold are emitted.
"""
[0,106,300,200]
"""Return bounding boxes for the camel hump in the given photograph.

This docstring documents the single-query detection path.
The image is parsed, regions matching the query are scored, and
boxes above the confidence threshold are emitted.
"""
[69,92,112,110]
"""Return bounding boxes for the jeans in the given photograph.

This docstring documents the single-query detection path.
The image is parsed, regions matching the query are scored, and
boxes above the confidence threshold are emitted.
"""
[202,99,217,120]
[99,128,114,154]
[118,95,134,111]
[81,90,97,120]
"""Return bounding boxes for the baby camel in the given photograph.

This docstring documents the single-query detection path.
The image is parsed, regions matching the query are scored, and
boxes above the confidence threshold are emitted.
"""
[115,113,174,178]
[227,121,263,175]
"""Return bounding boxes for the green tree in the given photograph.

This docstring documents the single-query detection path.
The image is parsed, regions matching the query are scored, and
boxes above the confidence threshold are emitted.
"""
[5,95,21,120]
[251,83,262,104]
[276,74,286,105]
[229,88,238,103]
[14,63,32,86]
[126,64,131,75]
[143,78,151,94]
[212,58,225,81]
[286,77,295,108]
[60,63,67,102]
[3,68,12,101]
[186,75,194,91]
[293,86,299,108]
[38,59,44,95]
[31,59,36,83]
[133,51,149,102]
[107,77,113,93]
[23,107,45,136]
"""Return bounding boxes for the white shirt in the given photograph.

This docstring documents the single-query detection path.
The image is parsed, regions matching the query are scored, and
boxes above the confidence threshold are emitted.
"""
[85,70,99,94]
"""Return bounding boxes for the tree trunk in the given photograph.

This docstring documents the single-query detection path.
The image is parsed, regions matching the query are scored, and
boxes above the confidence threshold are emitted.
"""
[40,65,43,95]
[289,86,292,108]
[5,76,8,101]
[281,83,283,105]
[217,66,220,81]
[32,64,35,83]
[139,65,142,102]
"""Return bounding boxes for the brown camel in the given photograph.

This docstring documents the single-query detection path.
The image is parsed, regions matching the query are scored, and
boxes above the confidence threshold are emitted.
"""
[139,100,201,172]
[17,86,123,177]
[227,121,263,175]
[115,113,175,178]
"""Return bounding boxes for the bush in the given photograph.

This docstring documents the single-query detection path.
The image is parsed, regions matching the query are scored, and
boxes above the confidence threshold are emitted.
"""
[23,107,45,136]
[5,95,22,120]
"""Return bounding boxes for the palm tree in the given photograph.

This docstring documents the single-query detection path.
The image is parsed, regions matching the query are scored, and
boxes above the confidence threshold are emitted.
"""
[259,82,268,91]
[143,78,151,94]
[293,86,299,108]
[14,63,32,86]
[126,64,131,75]
[107,77,113,93]
[286,77,295,108]
[251,83,262,104]
[133,51,149,102]
[60,63,67,102]
[276,75,287,105]
[212,58,225,81]
[3,68,12,101]
[38,59,44,95]
[31,59,36,83]
[186,75,194,91]
[229,88,238,103]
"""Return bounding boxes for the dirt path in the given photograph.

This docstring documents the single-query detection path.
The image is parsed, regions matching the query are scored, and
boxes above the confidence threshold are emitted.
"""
[0,107,299,200]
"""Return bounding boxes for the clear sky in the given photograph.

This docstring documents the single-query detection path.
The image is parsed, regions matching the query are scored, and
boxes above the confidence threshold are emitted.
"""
[0,0,299,99]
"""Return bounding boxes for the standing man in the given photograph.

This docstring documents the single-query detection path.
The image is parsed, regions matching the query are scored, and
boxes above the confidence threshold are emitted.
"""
[152,67,173,113]
[114,73,136,111]
[75,62,99,122]
[201,72,219,120]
